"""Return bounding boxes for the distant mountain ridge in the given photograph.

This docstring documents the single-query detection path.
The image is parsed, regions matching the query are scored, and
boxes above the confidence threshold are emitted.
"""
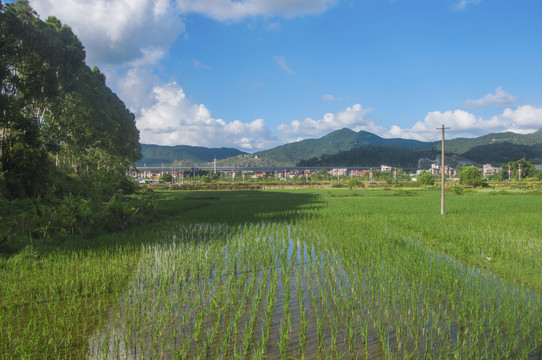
[137,128,542,167]
[137,144,247,166]
[252,129,429,165]
[439,129,542,153]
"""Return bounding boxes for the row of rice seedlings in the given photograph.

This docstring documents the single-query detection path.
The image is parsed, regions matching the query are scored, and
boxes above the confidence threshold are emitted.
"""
[309,210,542,359]
[0,245,139,359]
[85,211,542,359]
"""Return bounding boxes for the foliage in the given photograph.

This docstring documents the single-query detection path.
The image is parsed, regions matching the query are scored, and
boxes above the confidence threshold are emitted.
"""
[499,158,538,181]
[418,172,435,186]
[139,144,246,167]
[161,173,173,183]
[450,185,464,195]
[459,166,486,187]
[347,177,364,189]
[0,1,141,199]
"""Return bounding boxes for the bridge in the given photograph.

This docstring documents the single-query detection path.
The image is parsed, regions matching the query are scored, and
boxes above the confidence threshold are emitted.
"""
[133,165,396,173]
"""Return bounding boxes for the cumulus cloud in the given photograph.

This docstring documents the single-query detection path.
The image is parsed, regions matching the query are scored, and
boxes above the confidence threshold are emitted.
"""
[387,105,542,141]
[136,82,279,150]
[498,105,542,133]
[452,0,481,11]
[321,94,342,102]
[176,0,336,21]
[465,87,516,107]
[277,104,383,140]
[30,0,184,65]
[274,56,295,74]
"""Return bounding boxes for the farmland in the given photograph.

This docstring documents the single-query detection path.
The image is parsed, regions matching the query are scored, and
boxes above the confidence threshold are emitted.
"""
[1,188,542,359]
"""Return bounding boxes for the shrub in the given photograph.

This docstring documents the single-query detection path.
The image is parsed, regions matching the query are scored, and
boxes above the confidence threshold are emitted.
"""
[418,172,435,186]
[450,185,464,196]
[347,178,364,189]
[459,166,486,187]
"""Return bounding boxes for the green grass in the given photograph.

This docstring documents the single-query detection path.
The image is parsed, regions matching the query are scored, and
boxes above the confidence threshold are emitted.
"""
[1,188,541,358]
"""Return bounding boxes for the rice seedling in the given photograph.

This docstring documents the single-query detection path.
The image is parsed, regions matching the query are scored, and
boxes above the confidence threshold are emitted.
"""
[2,189,542,358]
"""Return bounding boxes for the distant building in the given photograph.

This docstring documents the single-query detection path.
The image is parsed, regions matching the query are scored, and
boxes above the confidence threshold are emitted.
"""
[381,165,392,172]
[331,168,348,176]
[427,164,454,177]
[483,164,502,176]
[350,170,368,177]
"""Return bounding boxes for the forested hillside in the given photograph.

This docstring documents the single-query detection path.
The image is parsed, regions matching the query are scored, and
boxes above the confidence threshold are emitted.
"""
[0,0,141,199]
[253,128,429,165]
[138,144,246,167]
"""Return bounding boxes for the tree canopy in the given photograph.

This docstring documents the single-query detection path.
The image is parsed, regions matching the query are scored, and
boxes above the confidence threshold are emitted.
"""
[459,166,485,187]
[418,172,435,186]
[0,1,141,198]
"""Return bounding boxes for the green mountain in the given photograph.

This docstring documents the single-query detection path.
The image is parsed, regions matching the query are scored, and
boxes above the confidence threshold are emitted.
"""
[298,145,439,168]
[461,142,542,164]
[137,144,247,166]
[253,128,429,165]
[436,129,542,153]
[137,128,542,168]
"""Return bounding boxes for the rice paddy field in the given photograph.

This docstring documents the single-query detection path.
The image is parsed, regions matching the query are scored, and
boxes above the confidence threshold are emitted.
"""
[1,187,542,359]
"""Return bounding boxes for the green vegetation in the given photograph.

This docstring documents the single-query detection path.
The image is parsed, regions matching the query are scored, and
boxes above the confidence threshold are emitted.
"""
[442,129,542,154]
[2,188,542,358]
[418,172,436,186]
[459,165,486,187]
[253,128,429,166]
[298,145,439,168]
[138,144,246,167]
[462,142,542,165]
[0,1,143,253]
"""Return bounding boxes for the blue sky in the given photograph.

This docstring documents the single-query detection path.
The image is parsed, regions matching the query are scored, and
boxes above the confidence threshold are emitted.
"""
[29,0,542,151]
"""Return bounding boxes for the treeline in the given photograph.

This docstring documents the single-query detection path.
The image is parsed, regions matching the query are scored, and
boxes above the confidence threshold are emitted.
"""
[1,1,147,253]
[297,145,439,168]
[0,0,141,199]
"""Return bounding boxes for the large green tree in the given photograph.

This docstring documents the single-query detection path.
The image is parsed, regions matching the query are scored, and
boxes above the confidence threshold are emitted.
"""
[459,166,485,187]
[0,0,140,198]
[499,159,537,181]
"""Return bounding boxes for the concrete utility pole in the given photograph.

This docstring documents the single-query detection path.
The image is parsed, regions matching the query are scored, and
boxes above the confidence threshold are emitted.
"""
[438,124,450,215]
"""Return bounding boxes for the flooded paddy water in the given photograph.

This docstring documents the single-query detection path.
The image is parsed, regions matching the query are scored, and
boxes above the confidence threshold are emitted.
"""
[88,222,542,359]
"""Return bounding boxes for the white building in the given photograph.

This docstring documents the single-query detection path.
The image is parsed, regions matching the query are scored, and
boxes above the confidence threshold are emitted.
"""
[483,164,502,176]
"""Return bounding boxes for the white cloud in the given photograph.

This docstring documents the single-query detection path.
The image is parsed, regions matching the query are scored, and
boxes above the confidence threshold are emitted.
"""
[387,106,542,141]
[176,0,336,21]
[274,55,295,74]
[465,87,516,107]
[452,0,481,11]
[136,82,278,150]
[30,0,184,65]
[277,104,382,139]
[498,105,542,133]
[321,94,342,102]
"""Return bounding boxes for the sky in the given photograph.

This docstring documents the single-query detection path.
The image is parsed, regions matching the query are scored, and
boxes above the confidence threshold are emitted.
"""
[26,0,542,151]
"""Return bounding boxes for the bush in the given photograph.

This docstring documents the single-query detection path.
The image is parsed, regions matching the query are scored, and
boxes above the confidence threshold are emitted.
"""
[347,178,364,189]
[418,172,435,186]
[459,166,486,187]
[450,185,464,196]
[161,173,173,183]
